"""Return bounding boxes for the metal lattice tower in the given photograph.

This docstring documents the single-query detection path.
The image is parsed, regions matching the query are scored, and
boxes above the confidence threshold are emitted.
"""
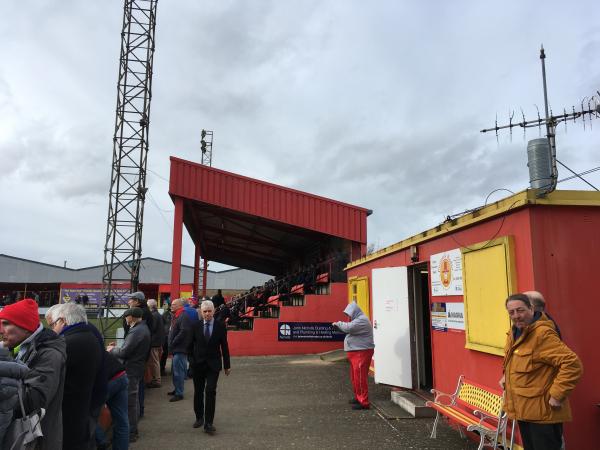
[101,0,158,319]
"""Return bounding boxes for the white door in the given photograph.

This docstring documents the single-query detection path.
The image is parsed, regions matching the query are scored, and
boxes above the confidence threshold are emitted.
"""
[372,266,412,388]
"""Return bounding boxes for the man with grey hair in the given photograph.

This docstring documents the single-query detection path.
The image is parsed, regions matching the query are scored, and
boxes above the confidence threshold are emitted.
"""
[146,299,164,388]
[44,303,63,329]
[189,299,231,434]
[52,303,105,449]
[168,298,192,402]
[524,290,562,339]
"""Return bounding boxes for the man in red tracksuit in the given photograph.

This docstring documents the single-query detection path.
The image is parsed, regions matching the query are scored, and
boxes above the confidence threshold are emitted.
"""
[333,302,375,410]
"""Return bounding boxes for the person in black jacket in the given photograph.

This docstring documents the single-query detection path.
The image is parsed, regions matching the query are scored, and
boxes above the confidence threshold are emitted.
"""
[108,308,151,443]
[189,300,231,434]
[52,303,104,450]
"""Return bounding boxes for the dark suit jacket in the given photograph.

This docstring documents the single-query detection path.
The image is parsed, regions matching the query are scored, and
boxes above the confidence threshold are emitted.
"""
[189,319,231,372]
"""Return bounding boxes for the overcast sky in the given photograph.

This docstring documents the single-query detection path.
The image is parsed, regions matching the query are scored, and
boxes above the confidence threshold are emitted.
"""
[1,1,599,271]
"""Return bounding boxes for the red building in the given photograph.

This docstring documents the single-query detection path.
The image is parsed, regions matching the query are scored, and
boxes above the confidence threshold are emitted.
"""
[345,189,599,450]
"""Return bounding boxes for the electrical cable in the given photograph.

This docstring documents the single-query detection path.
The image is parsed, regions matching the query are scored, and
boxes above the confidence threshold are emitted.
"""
[147,191,173,231]
[147,168,169,182]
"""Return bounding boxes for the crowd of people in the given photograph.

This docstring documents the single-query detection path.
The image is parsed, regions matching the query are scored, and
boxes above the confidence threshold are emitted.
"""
[217,252,349,328]
[0,288,232,449]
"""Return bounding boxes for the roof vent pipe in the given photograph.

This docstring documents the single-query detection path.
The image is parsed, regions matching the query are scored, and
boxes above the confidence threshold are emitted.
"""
[527,138,553,193]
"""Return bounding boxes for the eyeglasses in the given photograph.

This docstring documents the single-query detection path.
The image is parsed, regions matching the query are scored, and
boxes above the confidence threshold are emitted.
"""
[48,318,64,328]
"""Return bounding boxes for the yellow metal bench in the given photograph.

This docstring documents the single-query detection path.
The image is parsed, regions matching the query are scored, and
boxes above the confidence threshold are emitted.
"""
[426,375,509,450]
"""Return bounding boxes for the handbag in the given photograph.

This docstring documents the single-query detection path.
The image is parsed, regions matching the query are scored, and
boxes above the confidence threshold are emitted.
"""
[3,380,45,450]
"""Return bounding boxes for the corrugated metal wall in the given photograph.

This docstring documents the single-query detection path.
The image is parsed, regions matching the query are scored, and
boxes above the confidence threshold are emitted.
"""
[0,255,271,288]
[169,157,368,244]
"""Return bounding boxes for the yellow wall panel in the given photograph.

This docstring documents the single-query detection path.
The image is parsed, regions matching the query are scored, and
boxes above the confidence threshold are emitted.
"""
[348,276,370,318]
[463,237,515,356]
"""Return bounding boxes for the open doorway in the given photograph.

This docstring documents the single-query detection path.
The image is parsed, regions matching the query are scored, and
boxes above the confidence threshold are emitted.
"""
[409,263,433,391]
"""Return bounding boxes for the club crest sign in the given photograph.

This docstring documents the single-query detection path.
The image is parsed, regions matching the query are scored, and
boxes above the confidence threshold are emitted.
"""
[431,249,463,296]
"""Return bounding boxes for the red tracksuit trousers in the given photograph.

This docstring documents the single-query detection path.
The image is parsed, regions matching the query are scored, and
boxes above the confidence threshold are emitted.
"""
[347,348,374,407]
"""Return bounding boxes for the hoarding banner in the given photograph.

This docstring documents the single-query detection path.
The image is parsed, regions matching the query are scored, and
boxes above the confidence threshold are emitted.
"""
[60,287,130,308]
[278,322,345,342]
[430,248,464,296]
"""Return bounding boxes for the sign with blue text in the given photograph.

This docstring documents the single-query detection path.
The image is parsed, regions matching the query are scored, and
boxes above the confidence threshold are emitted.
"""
[278,322,345,342]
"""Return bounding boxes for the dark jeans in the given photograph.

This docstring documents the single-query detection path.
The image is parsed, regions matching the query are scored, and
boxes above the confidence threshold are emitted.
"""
[95,374,129,450]
[192,363,220,425]
[127,375,140,437]
[138,379,145,417]
[518,421,563,450]
[172,353,187,396]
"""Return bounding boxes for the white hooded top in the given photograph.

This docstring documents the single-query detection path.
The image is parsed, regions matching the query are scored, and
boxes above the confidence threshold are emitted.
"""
[333,302,375,352]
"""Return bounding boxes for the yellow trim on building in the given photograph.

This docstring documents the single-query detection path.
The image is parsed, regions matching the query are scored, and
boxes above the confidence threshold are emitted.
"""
[347,189,600,269]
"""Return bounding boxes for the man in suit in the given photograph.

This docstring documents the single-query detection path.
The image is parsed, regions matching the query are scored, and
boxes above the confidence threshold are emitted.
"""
[189,300,231,435]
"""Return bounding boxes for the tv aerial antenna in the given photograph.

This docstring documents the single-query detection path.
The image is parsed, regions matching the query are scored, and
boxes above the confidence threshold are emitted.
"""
[481,46,600,194]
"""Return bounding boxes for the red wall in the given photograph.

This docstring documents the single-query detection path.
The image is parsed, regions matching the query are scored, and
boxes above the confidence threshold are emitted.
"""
[530,206,600,450]
[228,283,348,356]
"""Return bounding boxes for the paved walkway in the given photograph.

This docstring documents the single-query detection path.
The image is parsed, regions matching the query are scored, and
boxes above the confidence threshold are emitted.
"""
[133,354,476,449]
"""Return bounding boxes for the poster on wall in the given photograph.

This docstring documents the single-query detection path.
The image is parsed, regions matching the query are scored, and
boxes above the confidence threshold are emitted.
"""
[446,302,465,331]
[59,287,130,308]
[431,302,447,331]
[430,248,464,296]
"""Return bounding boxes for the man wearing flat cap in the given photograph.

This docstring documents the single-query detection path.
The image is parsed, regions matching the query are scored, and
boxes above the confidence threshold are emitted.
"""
[0,298,67,449]
[107,307,151,443]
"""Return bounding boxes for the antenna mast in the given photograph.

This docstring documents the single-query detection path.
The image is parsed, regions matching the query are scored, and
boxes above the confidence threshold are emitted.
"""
[481,46,600,194]
[101,0,158,324]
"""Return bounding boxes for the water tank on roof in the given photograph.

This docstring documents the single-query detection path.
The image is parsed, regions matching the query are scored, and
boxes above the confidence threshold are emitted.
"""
[527,138,553,191]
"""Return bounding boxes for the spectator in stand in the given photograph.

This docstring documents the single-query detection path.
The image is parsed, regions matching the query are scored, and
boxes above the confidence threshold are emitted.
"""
[146,299,164,388]
[160,302,172,376]
[332,302,375,411]
[211,290,225,310]
[50,303,105,449]
[0,298,67,449]
[95,351,129,450]
[168,298,193,402]
[108,307,151,444]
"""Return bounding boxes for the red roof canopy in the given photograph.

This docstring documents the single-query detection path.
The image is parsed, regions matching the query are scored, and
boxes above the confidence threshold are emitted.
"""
[169,157,370,275]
